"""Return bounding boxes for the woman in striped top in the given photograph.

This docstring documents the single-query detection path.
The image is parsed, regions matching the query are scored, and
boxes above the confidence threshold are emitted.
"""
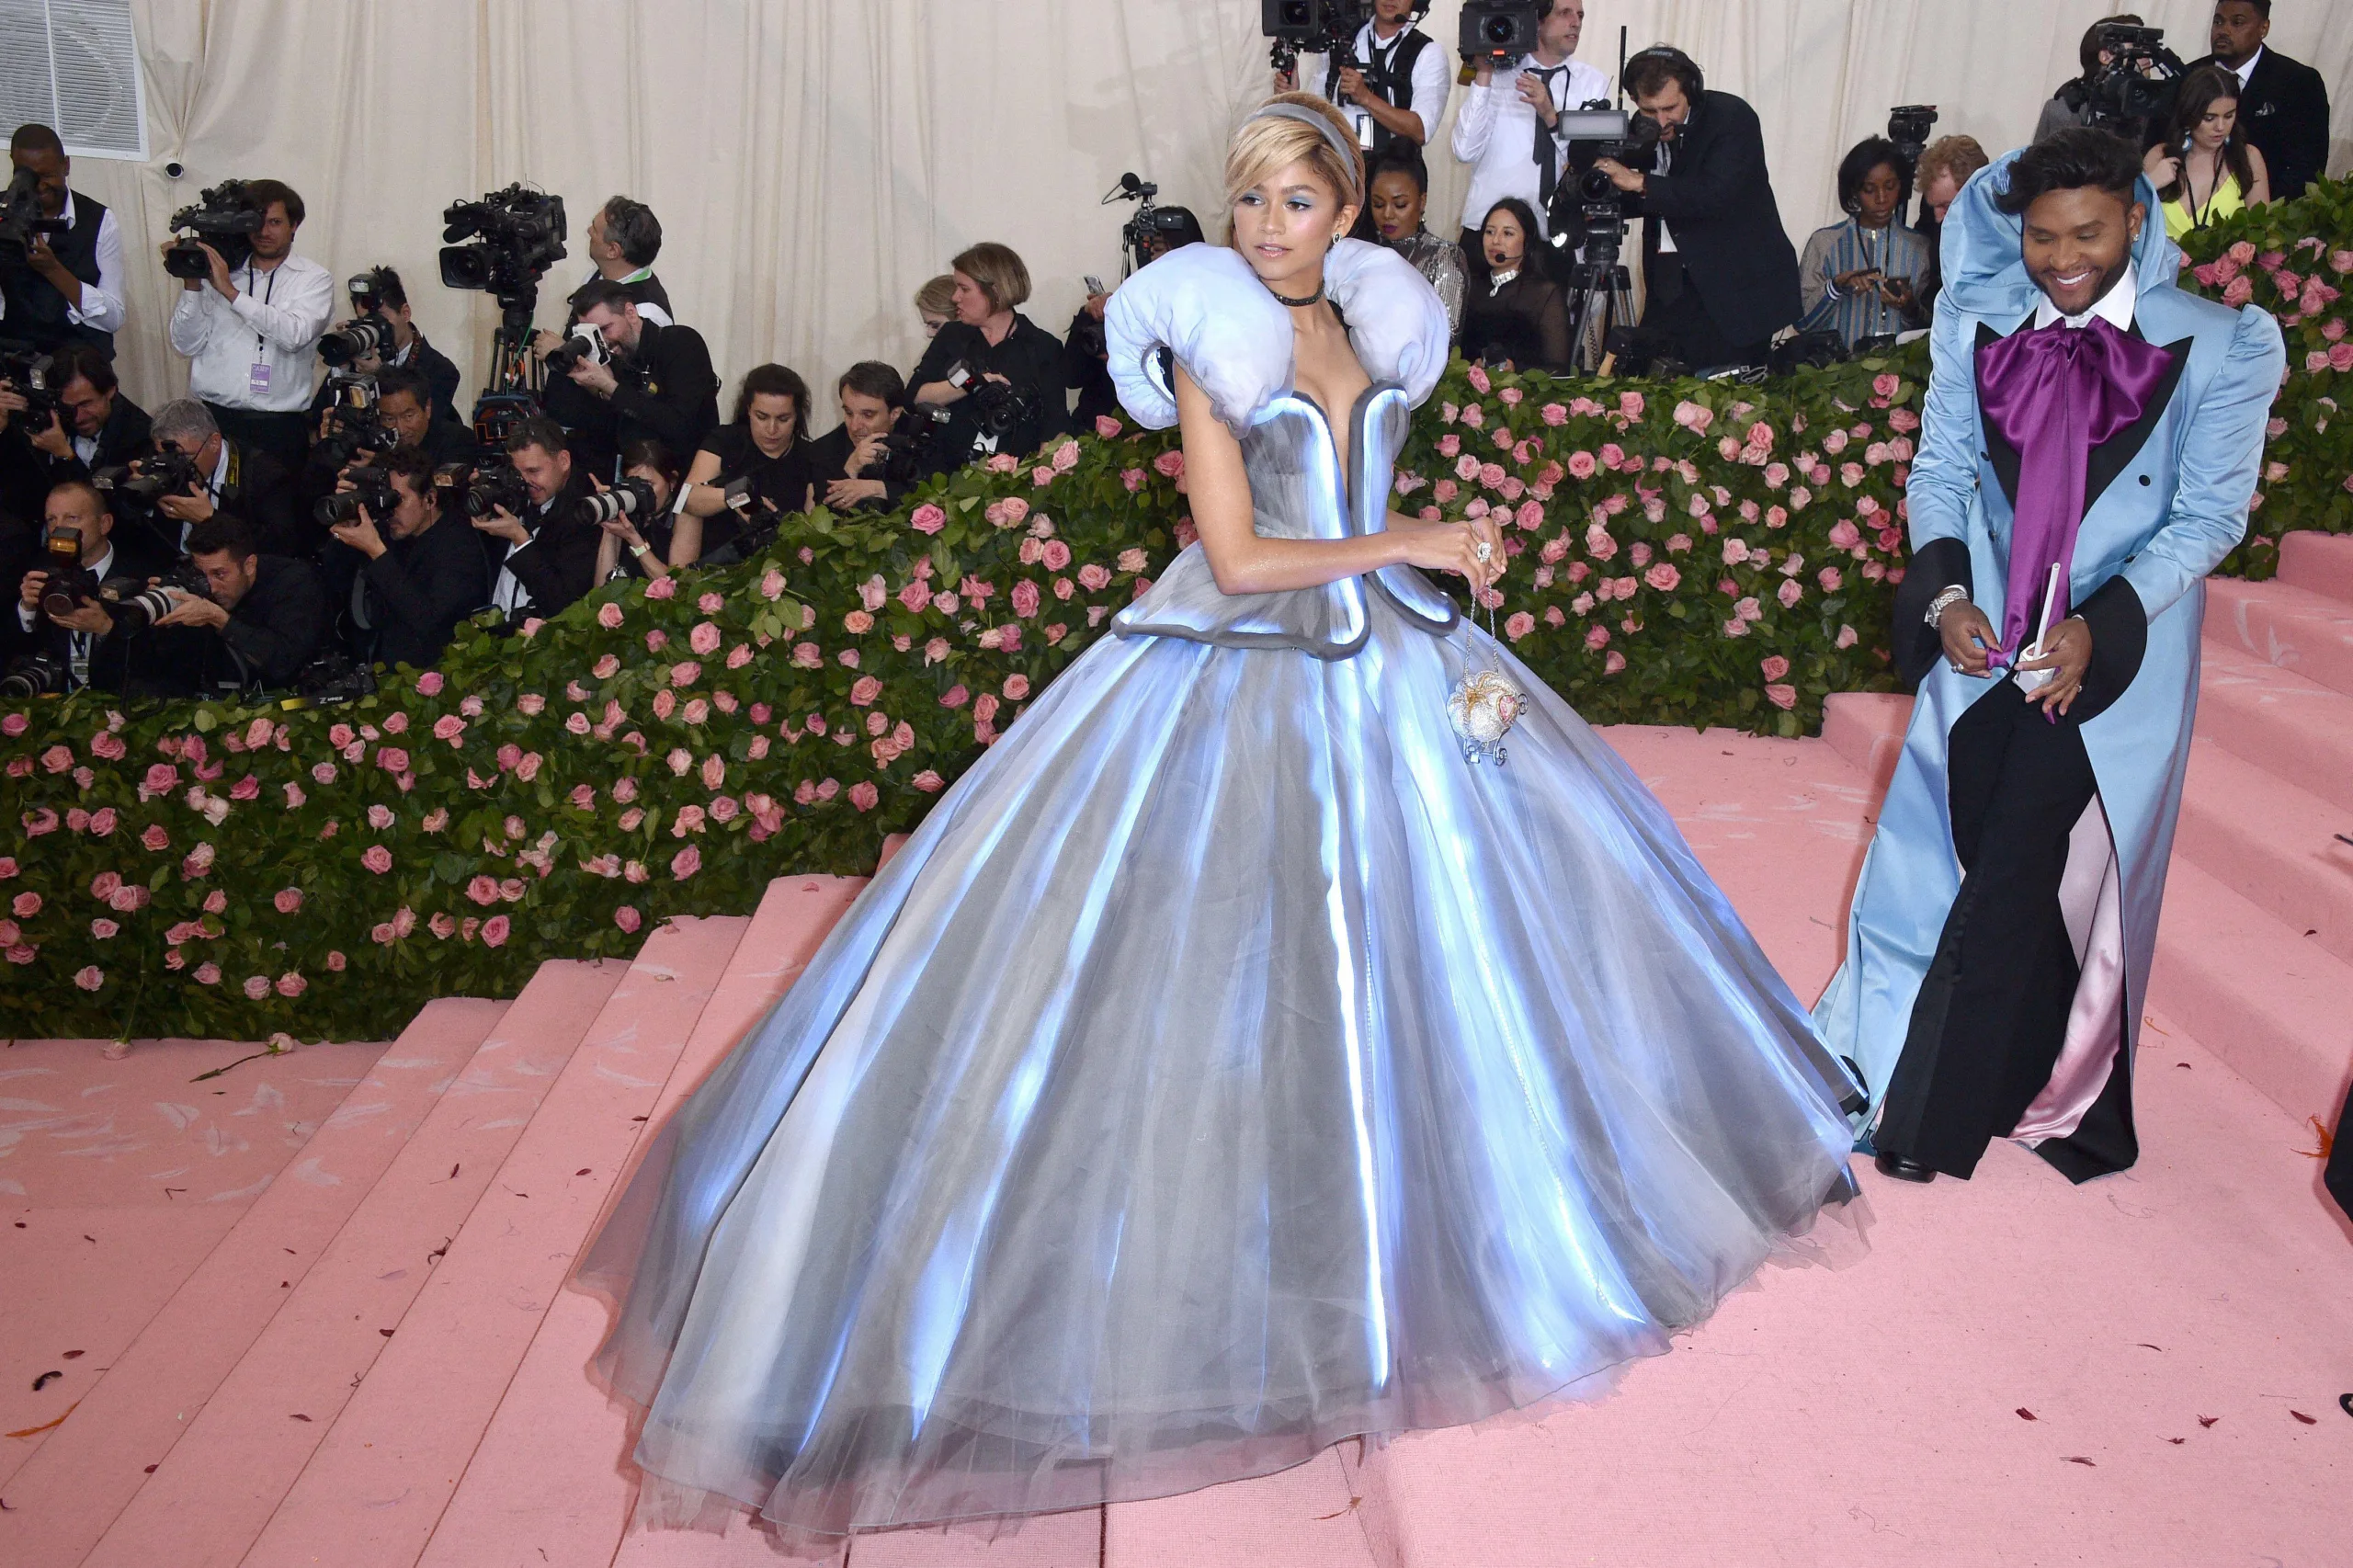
[1797,137,1932,349]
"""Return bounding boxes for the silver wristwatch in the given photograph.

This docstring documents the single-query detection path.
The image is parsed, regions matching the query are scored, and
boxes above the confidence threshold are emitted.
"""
[1925,585,1970,627]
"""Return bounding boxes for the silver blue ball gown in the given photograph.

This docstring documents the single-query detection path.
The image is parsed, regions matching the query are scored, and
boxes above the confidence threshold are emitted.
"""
[575,241,1863,1544]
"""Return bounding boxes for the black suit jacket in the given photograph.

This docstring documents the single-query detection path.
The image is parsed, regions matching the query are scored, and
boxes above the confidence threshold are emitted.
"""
[2,536,165,691]
[0,393,153,544]
[203,554,330,692]
[495,472,600,625]
[359,509,488,671]
[1632,91,1803,349]
[213,439,304,559]
[2187,50,2330,200]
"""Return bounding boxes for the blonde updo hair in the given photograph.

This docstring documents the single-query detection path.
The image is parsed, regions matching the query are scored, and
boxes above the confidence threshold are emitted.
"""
[1224,92,1364,215]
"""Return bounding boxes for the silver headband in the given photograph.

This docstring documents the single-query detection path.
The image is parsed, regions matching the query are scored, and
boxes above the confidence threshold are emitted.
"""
[1247,102,1364,200]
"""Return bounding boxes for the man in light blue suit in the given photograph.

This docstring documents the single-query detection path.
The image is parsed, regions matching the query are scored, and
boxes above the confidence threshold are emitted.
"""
[1814,130,2284,1185]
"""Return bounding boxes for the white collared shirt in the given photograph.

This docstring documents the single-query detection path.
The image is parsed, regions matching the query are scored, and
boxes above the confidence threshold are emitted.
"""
[1300,21,1452,150]
[576,265,673,327]
[1449,51,1609,239]
[18,541,113,636]
[167,252,335,413]
[0,182,127,335]
[2032,261,2139,332]
[2228,46,2264,89]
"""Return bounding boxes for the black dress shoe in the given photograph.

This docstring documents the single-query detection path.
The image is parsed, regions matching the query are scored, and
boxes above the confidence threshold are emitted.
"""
[1874,1151,1938,1183]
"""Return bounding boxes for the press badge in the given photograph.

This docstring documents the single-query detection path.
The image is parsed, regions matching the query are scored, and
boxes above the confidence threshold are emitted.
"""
[248,361,272,397]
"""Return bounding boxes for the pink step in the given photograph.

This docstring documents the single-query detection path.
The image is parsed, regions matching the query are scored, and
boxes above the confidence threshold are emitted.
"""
[2190,642,2353,817]
[0,1001,505,1568]
[2206,577,2353,699]
[74,965,626,1568]
[2149,858,2353,1124]
[2277,529,2353,605]
[1820,691,1912,790]
[1106,1446,1375,1568]
[414,870,866,1562]
[233,920,751,1568]
[2175,739,2353,968]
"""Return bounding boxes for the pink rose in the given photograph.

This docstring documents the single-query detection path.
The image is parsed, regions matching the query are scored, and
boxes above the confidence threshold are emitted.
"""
[899,579,935,613]
[1153,450,1185,479]
[1760,655,1791,681]
[1077,563,1112,592]
[1096,415,1123,438]
[614,904,642,934]
[242,974,271,1000]
[466,874,501,905]
[433,715,465,743]
[1766,683,1798,710]
[1004,674,1031,700]
[74,964,103,991]
[361,845,392,874]
[205,889,227,915]
[643,576,678,601]
[848,781,880,812]
[1643,562,1681,592]
[275,971,307,998]
[1505,611,1536,642]
[1672,399,1714,434]
[415,671,445,696]
[597,601,624,629]
[671,844,701,880]
[847,675,883,708]
[1585,625,1610,651]
[2332,343,2353,374]
[843,610,874,635]
[1042,540,1073,572]
[108,884,149,914]
[912,503,947,535]
[275,887,304,915]
[481,915,511,949]
[940,684,970,710]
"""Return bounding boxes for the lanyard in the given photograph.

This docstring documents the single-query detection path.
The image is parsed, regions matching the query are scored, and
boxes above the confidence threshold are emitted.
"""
[248,264,278,357]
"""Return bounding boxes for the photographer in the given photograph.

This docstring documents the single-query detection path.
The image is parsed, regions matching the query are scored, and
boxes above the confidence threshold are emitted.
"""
[592,439,684,586]
[0,343,151,533]
[310,267,461,419]
[2036,15,2179,146]
[2188,0,2330,200]
[1281,0,1451,157]
[1065,209,1205,426]
[1796,137,1933,350]
[676,364,818,566]
[5,479,158,693]
[476,415,597,627]
[540,279,718,482]
[811,363,915,514]
[136,513,329,693]
[578,195,672,325]
[1449,0,1608,269]
[326,444,486,672]
[909,243,1071,473]
[148,398,301,558]
[304,366,477,519]
[162,178,332,468]
[0,123,128,357]
[1912,135,1989,314]
[1590,47,1801,370]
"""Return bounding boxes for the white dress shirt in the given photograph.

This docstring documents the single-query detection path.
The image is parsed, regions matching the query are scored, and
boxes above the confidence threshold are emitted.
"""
[17,541,115,679]
[2227,46,2264,89]
[1300,22,1453,149]
[1449,52,1609,239]
[0,183,127,335]
[2032,262,2139,332]
[167,253,335,413]
[576,264,672,327]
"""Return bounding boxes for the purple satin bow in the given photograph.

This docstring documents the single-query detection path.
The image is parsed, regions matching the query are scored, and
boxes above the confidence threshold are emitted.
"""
[1975,314,2176,665]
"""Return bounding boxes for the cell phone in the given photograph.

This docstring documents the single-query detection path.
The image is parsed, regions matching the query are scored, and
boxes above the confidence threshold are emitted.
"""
[1084,275,1106,297]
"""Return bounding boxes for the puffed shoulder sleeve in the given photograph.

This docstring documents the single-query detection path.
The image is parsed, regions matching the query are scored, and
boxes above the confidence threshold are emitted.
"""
[1107,244,1294,436]
[1323,238,1450,408]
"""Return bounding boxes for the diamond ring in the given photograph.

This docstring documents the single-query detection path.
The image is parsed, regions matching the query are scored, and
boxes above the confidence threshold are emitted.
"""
[1474,541,1493,563]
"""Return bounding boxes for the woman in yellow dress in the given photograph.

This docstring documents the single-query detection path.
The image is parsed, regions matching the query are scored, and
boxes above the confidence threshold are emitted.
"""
[2144,64,2270,243]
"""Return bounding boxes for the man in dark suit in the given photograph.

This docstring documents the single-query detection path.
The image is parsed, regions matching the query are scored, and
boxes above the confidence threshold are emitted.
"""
[0,342,150,549]
[473,415,599,627]
[323,444,486,670]
[5,479,164,693]
[150,398,303,558]
[2188,0,2331,200]
[1590,46,1802,369]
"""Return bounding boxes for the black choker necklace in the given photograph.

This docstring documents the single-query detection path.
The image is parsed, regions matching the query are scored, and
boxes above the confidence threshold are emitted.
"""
[1270,283,1325,309]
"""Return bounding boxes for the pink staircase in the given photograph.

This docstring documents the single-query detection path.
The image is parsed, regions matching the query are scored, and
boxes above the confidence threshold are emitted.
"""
[6,557,2351,1566]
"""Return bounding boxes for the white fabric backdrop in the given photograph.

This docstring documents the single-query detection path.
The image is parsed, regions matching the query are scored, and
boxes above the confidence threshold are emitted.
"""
[58,1,2353,422]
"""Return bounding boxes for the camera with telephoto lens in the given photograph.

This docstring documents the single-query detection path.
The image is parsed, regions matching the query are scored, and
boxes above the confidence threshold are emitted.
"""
[314,465,400,528]
[1458,0,1540,70]
[0,344,58,426]
[91,560,212,638]
[91,447,207,517]
[576,475,659,528]
[463,458,532,519]
[945,360,1038,438]
[0,652,70,699]
[0,165,68,262]
[313,373,400,468]
[541,322,610,376]
[439,186,567,304]
[2063,22,2184,131]
[162,181,266,278]
[290,651,377,707]
[318,273,400,368]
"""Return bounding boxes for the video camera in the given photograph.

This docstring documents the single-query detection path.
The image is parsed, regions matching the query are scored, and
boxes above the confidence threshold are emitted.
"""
[318,271,399,369]
[162,181,266,278]
[2064,22,2184,132]
[439,185,567,312]
[1102,173,1197,278]
[0,165,68,262]
[1887,105,1938,174]
[0,345,58,427]
[1458,0,1541,72]
[1261,0,1376,76]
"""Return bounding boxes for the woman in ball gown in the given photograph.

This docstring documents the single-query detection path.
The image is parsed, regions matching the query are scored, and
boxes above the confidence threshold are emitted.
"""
[575,93,1863,1549]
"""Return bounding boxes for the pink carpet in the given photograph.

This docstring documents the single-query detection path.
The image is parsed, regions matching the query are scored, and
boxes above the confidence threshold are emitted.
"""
[4,546,2349,1566]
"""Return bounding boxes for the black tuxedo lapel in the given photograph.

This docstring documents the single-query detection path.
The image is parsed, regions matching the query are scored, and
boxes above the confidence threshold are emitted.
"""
[2084,324,2190,512]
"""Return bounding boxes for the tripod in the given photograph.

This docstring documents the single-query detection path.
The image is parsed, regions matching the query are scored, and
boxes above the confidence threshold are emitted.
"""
[1562,251,1637,374]
[469,294,545,449]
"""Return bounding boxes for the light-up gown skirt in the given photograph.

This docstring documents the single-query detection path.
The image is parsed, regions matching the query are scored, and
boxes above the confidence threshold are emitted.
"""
[576,388,1863,1543]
